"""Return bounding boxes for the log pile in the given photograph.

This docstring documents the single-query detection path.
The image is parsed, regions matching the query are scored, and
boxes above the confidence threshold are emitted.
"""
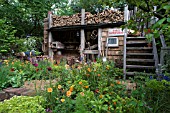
[85,10,124,24]
[52,10,124,27]
[52,13,81,27]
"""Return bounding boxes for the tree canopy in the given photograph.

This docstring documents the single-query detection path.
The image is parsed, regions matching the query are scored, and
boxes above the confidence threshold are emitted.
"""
[0,0,169,55]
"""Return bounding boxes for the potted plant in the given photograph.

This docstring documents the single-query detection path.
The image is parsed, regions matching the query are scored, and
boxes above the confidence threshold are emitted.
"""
[146,34,153,47]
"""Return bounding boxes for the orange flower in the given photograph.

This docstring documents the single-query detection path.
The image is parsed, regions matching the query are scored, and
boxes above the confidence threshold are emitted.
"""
[113,101,116,105]
[69,85,74,92]
[79,81,82,85]
[58,85,62,89]
[85,86,89,89]
[97,74,101,77]
[60,98,65,102]
[66,90,72,97]
[117,81,121,85]
[47,88,53,92]
[80,92,84,96]
[87,68,91,72]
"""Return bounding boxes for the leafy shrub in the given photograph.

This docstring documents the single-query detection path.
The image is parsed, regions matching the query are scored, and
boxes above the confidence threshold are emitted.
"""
[0,96,45,113]
[131,76,170,113]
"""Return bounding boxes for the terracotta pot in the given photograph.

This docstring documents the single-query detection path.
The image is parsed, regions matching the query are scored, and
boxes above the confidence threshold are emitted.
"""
[147,43,152,47]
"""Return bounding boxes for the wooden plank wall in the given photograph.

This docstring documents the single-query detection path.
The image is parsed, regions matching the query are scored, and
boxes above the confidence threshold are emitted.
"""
[101,28,123,67]
[42,18,48,55]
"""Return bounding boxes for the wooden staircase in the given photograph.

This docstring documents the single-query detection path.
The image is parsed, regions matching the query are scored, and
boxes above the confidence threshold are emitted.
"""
[125,37,156,76]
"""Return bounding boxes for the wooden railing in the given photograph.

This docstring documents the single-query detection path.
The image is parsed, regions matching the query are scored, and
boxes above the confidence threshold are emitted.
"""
[159,33,170,66]
[152,37,159,70]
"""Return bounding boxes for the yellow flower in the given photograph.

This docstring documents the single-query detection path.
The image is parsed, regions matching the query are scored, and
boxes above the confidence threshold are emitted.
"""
[61,98,65,102]
[110,84,114,87]
[12,62,14,65]
[97,74,101,77]
[85,86,89,89]
[99,95,103,99]
[80,92,84,96]
[79,81,82,85]
[47,88,53,92]
[87,68,91,72]
[65,64,70,70]
[3,60,8,63]
[106,65,110,70]
[67,81,71,84]
[56,98,59,100]
[66,90,72,97]
[58,85,62,89]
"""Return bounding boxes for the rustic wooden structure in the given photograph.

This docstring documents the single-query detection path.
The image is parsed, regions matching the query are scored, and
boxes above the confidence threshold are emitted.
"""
[43,9,125,65]
[43,7,160,79]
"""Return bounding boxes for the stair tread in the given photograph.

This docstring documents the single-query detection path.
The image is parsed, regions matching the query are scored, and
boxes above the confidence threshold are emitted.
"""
[126,58,154,62]
[126,41,147,44]
[127,47,153,50]
[126,71,155,76]
[127,53,153,55]
[126,65,155,69]
[127,37,146,39]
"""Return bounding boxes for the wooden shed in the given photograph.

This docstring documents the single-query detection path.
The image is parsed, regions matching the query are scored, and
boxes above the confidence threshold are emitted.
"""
[43,8,159,78]
[43,9,125,66]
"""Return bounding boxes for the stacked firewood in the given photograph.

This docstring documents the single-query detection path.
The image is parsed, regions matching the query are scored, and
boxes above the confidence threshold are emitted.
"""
[85,10,124,24]
[52,9,124,27]
[52,13,81,27]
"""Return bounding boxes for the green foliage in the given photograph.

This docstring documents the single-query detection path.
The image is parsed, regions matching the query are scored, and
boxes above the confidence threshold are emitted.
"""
[131,76,170,113]
[0,96,46,113]
[122,0,170,46]
[0,19,17,55]
[0,58,55,90]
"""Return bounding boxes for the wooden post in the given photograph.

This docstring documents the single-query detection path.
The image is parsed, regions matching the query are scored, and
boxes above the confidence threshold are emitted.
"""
[98,28,102,57]
[160,33,166,48]
[80,9,85,60]
[152,37,159,70]
[48,11,53,61]
[123,5,128,80]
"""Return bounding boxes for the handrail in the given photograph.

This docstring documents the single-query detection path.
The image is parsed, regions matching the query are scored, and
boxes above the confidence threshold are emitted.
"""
[152,37,159,70]
[160,33,166,48]
[123,5,128,80]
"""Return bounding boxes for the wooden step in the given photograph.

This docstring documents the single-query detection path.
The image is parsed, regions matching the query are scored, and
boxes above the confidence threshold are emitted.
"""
[127,53,153,56]
[126,58,154,62]
[126,65,155,69]
[126,41,147,44]
[127,37,146,40]
[126,72,155,76]
[127,47,153,50]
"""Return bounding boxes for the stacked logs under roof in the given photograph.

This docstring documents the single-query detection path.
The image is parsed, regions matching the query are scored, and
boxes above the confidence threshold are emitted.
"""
[52,9,124,27]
